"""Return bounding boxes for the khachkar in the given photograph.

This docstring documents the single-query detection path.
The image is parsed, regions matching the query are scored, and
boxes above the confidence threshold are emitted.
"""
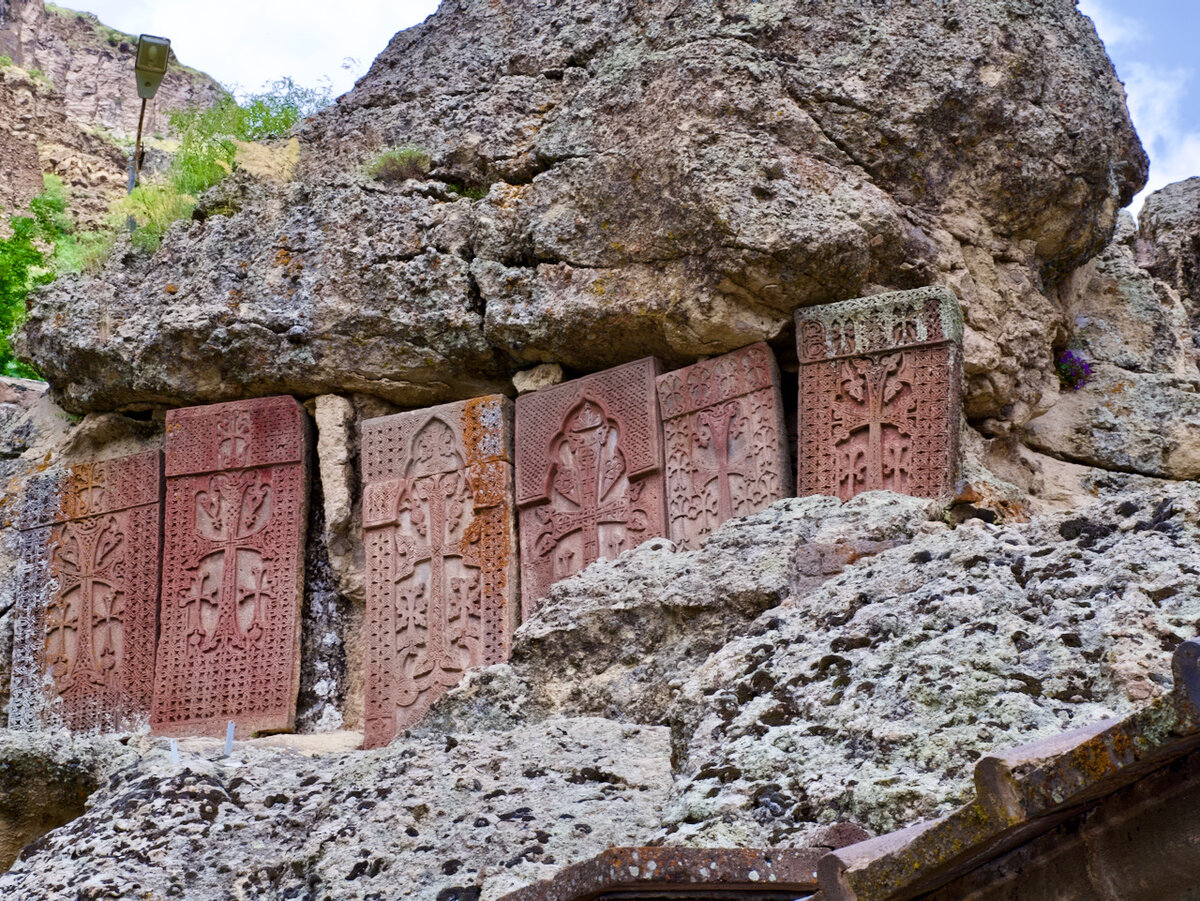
[10,452,162,732]
[655,343,793,549]
[360,396,519,749]
[795,286,964,501]
[515,357,668,615]
[152,396,310,738]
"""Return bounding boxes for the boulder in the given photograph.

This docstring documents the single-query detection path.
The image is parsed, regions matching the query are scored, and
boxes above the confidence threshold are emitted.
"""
[20,0,1145,426]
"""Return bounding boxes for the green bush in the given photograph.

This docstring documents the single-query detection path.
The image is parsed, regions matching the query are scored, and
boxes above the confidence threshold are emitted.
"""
[369,146,433,184]
[29,174,72,240]
[0,213,49,379]
[113,185,198,253]
[0,55,13,67]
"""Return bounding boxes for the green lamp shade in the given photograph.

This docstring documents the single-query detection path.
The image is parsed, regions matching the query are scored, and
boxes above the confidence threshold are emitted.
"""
[135,34,171,100]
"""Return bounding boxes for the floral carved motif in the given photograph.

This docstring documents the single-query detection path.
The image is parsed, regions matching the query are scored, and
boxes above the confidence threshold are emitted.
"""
[656,343,792,549]
[360,396,517,748]
[515,358,667,616]
[152,396,309,738]
[12,452,161,732]
[795,287,963,502]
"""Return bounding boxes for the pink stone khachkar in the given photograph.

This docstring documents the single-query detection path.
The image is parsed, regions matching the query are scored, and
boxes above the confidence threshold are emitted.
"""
[11,452,162,732]
[515,357,667,616]
[656,343,793,550]
[360,396,518,748]
[795,286,963,501]
[152,396,309,738]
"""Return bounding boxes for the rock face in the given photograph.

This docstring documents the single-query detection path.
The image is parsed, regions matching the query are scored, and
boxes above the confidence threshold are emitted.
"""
[0,62,125,228]
[1024,203,1200,480]
[1138,176,1200,325]
[2,479,1198,898]
[0,0,222,225]
[21,0,1144,423]
[0,0,222,140]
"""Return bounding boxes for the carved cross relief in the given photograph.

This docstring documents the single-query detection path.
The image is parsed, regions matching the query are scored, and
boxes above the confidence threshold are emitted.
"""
[795,288,963,502]
[656,343,791,549]
[153,395,308,739]
[361,396,517,748]
[12,452,161,733]
[516,358,667,615]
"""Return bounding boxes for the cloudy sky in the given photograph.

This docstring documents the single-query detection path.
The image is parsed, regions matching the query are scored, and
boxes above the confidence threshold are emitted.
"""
[78,0,1196,213]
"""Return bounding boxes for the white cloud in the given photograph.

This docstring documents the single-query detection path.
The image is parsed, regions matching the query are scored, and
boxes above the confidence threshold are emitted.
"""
[73,1,440,97]
[1123,62,1200,212]
[1077,0,1145,48]
[1079,0,1200,213]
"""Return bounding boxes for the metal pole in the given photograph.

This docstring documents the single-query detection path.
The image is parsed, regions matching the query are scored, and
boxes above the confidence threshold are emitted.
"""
[127,97,148,232]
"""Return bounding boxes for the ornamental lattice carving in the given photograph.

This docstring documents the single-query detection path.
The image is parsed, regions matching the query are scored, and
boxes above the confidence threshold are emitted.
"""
[795,287,963,501]
[515,358,667,617]
[11,452,162,732]
[655,343,792,549]
[152,396,309,738]
[360,396,518,748]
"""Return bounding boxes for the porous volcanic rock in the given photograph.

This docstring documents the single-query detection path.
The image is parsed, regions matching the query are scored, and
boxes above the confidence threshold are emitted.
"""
[661,480,1198,847]
[3,479,1199,896]
[21,0,1145,420]
[4,480,1199,898]
[1024,212,1200,478]
[1139,176,1200,316]
[0,719,673,898]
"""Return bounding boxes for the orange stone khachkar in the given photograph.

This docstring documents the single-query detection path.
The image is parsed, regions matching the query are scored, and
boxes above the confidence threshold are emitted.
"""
[795,286,964,502]
[152,396,310,738]
[11,452,162,732]
[515,357,668,616]
[360,396,519,748]
[656,343,792,550]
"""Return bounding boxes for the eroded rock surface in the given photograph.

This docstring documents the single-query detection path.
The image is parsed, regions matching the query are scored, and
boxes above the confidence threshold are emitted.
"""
[1025,213,1200,478]
[3,480,1199,898]
[22,0,1144,423]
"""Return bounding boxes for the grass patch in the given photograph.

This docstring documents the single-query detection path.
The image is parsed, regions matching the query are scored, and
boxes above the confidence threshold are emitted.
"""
[0,55,13,68]
[369,146,432,184]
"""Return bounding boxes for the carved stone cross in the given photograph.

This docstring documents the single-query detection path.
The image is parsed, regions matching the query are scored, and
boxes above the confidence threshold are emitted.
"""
[12,452,161,733]
[361,397,517,748]
[656,344,791,549]
[153,395,309,739]
[795,287,963,502]
[516,358,667,615]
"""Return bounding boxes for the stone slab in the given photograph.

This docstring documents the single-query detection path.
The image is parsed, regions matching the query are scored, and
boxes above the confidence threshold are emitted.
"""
[11,451,162,732]
[496,847,822,901]
[515,358,667,617]
[655,343,792,550]
[795,287,963,502]
[359,395,518,748]
[152,396,310,738]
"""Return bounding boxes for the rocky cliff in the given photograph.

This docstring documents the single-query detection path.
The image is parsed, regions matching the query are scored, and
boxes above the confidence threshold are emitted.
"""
[20,0,1144,435]
[1,1,1199,898]
[0,0,223,223]
[2,481,1198,899]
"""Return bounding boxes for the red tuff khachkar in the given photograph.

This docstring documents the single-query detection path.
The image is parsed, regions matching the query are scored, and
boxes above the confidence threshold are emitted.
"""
[656,343,792,550]
[795,287,964,502]
[11,452,162,732]
[152,396,309,738]
[359,396,518,748]
[515,358,668,617]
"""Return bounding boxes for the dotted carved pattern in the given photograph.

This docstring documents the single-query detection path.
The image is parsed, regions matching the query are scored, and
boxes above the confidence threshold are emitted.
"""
[165,395,305,478]
[516,361,667,617]
[360,396,517,749]
[515,357,664,505]
[656,343,793,550]
[12,452,161,733]
[153,397,308,738]
[797,293,962,501]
